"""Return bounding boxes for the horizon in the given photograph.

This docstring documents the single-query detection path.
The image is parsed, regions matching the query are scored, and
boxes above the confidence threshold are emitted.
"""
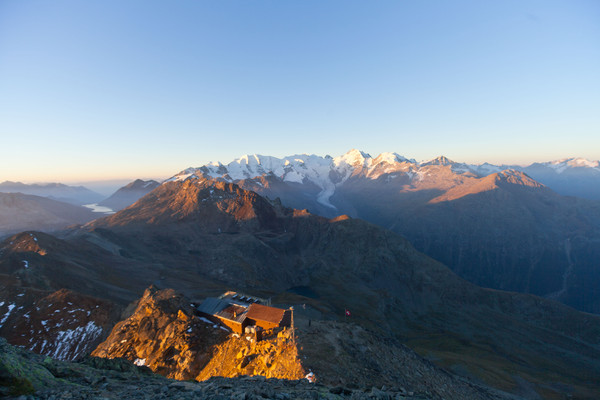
[2,149,597,188]
[1,1,599,182]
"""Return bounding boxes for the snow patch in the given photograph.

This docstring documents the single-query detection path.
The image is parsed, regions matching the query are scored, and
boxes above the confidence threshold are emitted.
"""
[47,321,103,360]
[0,303,15,327]
[134,358,146,366]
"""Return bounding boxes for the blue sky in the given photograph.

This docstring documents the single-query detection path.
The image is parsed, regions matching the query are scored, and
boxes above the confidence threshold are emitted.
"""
[0,0,598,183]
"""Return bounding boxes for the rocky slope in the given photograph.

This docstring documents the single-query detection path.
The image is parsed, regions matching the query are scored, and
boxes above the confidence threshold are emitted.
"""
[98,179,160,211]
[0,286,119,362]
[2,336,503,400]
[92,286,237,381]
[0,193,98,238]
[171,151,600,314]
[2,178,600,398]
[92,287,305,382]
[91,287,516,400]
[0,231,151,304]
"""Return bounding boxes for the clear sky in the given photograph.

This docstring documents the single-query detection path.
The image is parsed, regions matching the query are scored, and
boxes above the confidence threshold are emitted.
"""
[1,0,599,183]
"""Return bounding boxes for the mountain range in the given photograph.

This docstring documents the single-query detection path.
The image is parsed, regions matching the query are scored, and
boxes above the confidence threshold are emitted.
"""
[0,179,160,238]
[2,151,600,399]
[0,181,105,206]
[2,175,600,398]
[167,150,600,314]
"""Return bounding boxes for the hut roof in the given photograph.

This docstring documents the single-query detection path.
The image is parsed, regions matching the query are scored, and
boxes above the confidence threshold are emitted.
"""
[215,304,247,323]
[245,303,286,325]
[197,297,230,315]
[198,297,248,323]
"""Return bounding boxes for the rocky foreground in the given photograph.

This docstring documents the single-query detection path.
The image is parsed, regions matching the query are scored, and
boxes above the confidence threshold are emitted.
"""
[1,336,521,400]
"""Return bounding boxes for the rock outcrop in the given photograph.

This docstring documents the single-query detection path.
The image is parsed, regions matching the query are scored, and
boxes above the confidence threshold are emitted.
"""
[1,337,508,400]
[92,286,228,380]
[92,287,305,382]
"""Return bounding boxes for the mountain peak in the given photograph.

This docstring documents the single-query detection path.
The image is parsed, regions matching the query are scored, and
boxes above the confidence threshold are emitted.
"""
[490,169,544,188]
[333,149,371,167]
[421,155,456,166]
[373,152,410,165]
[91,178,286,233]
[546,157,600,172]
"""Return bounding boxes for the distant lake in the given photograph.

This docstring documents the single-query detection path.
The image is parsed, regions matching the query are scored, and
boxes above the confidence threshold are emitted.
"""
[83,203,115,214]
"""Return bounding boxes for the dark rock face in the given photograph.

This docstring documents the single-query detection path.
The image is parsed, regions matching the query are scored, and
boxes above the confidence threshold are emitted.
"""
[0,231,151,304]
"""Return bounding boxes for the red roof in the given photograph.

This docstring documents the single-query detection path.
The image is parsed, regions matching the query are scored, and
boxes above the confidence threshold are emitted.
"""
[245,303,286,325]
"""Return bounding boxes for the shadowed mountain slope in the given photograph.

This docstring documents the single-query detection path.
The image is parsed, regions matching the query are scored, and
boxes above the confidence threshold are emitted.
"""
[335,169,600,313]
[98,179,160,211]
[0,193,98,238]
[185,156,600,314]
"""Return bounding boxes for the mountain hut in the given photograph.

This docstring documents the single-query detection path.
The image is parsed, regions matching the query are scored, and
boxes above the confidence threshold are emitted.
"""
[245,303,292,331]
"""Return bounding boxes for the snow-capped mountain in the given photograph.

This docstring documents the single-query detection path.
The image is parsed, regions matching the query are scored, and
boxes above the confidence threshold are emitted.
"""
[168,150,447,209]
[542,157,600,172]
[168,150,600,202]
[520,157,600,199]
[161,150,600,315]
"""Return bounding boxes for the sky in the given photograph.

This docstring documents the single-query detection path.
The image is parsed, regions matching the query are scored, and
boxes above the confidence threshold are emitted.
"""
[0,0,599,184]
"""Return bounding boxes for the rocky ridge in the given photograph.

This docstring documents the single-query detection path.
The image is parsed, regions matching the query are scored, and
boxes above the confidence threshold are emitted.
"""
[2,336,497,400]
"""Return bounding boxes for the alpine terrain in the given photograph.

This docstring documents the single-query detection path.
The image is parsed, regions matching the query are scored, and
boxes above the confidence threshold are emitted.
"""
[171,150,600,314]
[1,175,599,399]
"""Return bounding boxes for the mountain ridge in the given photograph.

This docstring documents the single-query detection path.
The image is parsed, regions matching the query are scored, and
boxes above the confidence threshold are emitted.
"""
[98,179,160,211]
[0,193,98,238]
[3,176,600,398]
[160,151,600,314]
[0,181,104,206]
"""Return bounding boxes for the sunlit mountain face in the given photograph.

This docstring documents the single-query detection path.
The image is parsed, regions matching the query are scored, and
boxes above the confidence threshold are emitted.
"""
[169,150,600,314]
